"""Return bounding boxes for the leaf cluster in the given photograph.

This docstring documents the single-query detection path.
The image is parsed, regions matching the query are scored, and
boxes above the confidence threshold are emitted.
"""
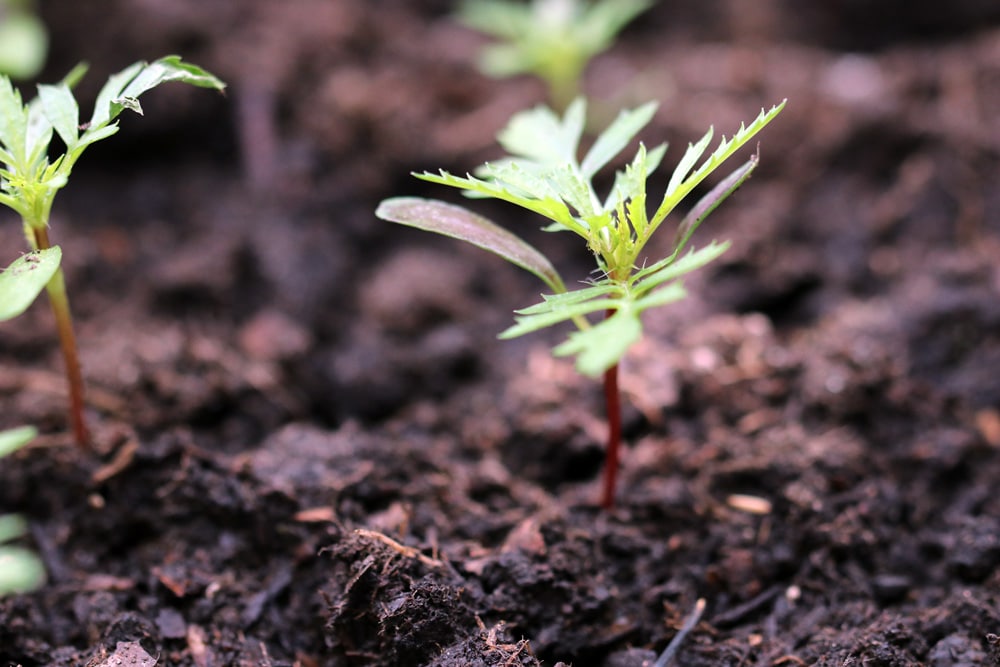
[457,0,652,108]
[0,56,225,232]
[378,98,784,377]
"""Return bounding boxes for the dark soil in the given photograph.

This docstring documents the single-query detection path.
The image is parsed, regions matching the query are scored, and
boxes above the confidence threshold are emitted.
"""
[2,1,1000,665]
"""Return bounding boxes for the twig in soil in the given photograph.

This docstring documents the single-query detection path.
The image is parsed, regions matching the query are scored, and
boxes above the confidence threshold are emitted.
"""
[710,585,782,628]
[354,528,447,569]
[653,598,706,667]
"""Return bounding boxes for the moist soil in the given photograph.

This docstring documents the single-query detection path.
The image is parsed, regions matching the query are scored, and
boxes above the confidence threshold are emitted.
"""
[2,2,1000,665]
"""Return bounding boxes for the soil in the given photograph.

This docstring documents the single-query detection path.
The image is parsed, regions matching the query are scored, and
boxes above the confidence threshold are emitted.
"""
[2,1,1000,666]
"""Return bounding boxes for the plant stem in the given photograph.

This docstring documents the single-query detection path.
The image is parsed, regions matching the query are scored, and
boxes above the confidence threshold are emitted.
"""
[31,227,89,449]
[600,309,622,509]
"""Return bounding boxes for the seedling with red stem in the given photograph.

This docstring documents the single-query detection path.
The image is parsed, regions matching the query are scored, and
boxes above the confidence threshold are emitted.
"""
[377,98,784,508]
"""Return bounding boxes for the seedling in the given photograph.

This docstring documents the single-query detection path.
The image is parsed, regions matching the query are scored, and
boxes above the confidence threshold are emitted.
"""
[0,425,45,595]
[457,0,652,110]
[377,97,784,508]
[0,56,226,448]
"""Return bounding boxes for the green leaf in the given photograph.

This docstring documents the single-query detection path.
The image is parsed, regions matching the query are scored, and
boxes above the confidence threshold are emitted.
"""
[0,76,28,166]
[651,100,785,230]
[37,83,79,148]
[500,296,619,338]
[417,169,584,235]
[89,61,143,129]
[515,283,620,314]
[665,127,712,196]
[633,241,730,295]
[0,543,46,594]
[90,56,225,129]
[633,281,687,310]
[580,101,657,178]
[671,155,757,256]
[376,197,565,293]
[553,307,642,377]
[0,426,37,459]
[497,98,585,165]
[604,141,665,211]
[0,246,61,321]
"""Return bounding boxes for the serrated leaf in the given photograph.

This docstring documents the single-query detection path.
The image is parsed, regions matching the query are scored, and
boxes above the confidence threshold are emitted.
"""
[516,283,620,314]
[376,197,565,293]
[0,246,61,321]
[651,100,785,229]
[500,296,619,338]
[417,169,584,235]
[0,425,37,459]
[553,308,642,377]
[665,127,712,196]
[37,83,79,148]
[580,101,657,178]
[604,141,663,209]
[633,241,729,294]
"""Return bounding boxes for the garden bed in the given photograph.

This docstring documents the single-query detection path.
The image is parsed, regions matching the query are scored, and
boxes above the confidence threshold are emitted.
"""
[2,2,999,665]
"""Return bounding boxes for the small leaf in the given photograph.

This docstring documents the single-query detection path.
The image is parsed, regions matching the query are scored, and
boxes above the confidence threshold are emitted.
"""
[651,100,785,229]
[633,241,730,294]
[0,425,37,459]
[37,83,79,148]
[0,76,28,166]
[0,246,61,321]
[633,281,688,310]
[376,197,565,293]
[497,98,585,165]
[516,283,620,314]
[417,169,584,235]
[554,308,642,377]
[500,296,620,338]
[672,154,757,256]
[90,56,225,129]
[580,101,657,178]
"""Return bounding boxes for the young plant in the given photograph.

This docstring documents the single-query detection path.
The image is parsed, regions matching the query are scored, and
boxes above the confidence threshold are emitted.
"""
[0,425,46,595]
[0,56,226,449]
[457,0,652,111]
[377,97,784,508]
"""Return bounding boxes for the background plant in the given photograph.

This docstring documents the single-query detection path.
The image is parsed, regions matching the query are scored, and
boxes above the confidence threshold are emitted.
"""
[457,0,652,111]
[0,425,45,595]
[0,56,225,448]
[0,0,47,80]
[378,97,784,507]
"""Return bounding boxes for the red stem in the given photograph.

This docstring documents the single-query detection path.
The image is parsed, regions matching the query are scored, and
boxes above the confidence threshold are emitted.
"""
[33,227,90,449]
[600,311,622,509]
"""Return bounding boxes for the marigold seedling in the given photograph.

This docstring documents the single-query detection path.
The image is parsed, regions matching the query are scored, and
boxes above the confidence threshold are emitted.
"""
[0,56,226,448]
[377,97,784,508]
[457,0,652,110]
